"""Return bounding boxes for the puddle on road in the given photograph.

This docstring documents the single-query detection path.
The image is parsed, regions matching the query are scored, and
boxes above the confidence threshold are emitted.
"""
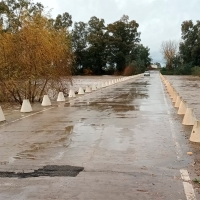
[69,101,140,113]
[62,80,149,114]
[10,79,150,160]
[111,104,139,112]
[69,123,132,151]
[64,89,147,112]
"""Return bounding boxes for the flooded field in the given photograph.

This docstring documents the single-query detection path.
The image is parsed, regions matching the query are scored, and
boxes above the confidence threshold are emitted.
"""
[71,75,123,90]
[165,75,200,119]
[0,76,123,123]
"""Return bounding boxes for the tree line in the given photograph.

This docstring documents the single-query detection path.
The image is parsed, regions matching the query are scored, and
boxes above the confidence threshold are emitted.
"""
[0,0,151,103]
[72,15,151,75]
[161,20,200,76]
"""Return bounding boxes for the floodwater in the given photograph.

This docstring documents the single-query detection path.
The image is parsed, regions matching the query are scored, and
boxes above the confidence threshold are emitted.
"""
[165,75,200,119]
[0,75,122,122]
[0,71,199,199]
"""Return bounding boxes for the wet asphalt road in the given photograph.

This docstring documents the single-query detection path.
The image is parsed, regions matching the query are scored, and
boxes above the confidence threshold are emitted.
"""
[0,71,198,199]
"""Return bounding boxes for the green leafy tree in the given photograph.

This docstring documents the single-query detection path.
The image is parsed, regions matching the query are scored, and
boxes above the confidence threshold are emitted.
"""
[86,16,108,75]
[106,15,140,73]
[71,15,151,75]
[135,44,151,69]
[162,20,200,75]
[191,66,200,76]
[179,20,200,67]
[72,21,88,74]
[0,0,44,32]
[54,12,72,29]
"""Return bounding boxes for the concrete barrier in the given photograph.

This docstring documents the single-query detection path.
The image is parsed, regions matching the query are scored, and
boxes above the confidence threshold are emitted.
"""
[160,75,199,132]
[182,108,196,126]
[172,91,178,103]
[85,86,91,93]
[165,81,170,88]
[101,82,105,88]
[42,95,51,106]
[190,121,200,142]
[57,92,65,102]
[175,96,181,108]
[169,85,175,97]
[166,83,171,93]
[168,85,173,95]
[0,106,6,121]
[21,99,33,112]
[167,86,173,95]
[92,85,97,91]
[97,83,102,89]
[178,100,187,115]
[68,89,76,97]
[78,87,85,95]
[170,88,175,99]
[164,80,168,86]
[169,87,175,98]
[167,86,174,98]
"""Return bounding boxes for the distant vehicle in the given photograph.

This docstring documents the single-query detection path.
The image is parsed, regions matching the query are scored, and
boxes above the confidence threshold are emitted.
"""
[144,71,150,76]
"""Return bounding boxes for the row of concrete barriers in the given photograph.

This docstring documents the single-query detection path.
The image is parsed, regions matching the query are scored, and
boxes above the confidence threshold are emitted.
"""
[0,74,142,122]
[160,73,200,143]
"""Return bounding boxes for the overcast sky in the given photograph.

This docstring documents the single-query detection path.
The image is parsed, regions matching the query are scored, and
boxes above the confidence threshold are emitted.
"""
[34,0,200,66]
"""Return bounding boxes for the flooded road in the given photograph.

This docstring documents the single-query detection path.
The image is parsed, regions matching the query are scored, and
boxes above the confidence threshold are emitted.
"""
[0,72,199,199]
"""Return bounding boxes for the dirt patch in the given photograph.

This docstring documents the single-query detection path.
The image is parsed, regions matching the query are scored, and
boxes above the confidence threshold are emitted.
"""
[191,159,200,193]
[0,165,84,178]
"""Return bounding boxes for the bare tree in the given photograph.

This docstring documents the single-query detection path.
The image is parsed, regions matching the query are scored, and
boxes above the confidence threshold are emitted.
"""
[161,40,177,69]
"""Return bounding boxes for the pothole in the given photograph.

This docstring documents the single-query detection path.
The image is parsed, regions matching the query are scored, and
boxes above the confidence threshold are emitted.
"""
[0,165,84,178]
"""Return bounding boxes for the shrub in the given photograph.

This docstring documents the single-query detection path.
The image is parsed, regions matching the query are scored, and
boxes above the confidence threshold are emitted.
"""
[191,66,200,76]
[160,68,174,75]
[173,64,192,75]
[123,66,136,76]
